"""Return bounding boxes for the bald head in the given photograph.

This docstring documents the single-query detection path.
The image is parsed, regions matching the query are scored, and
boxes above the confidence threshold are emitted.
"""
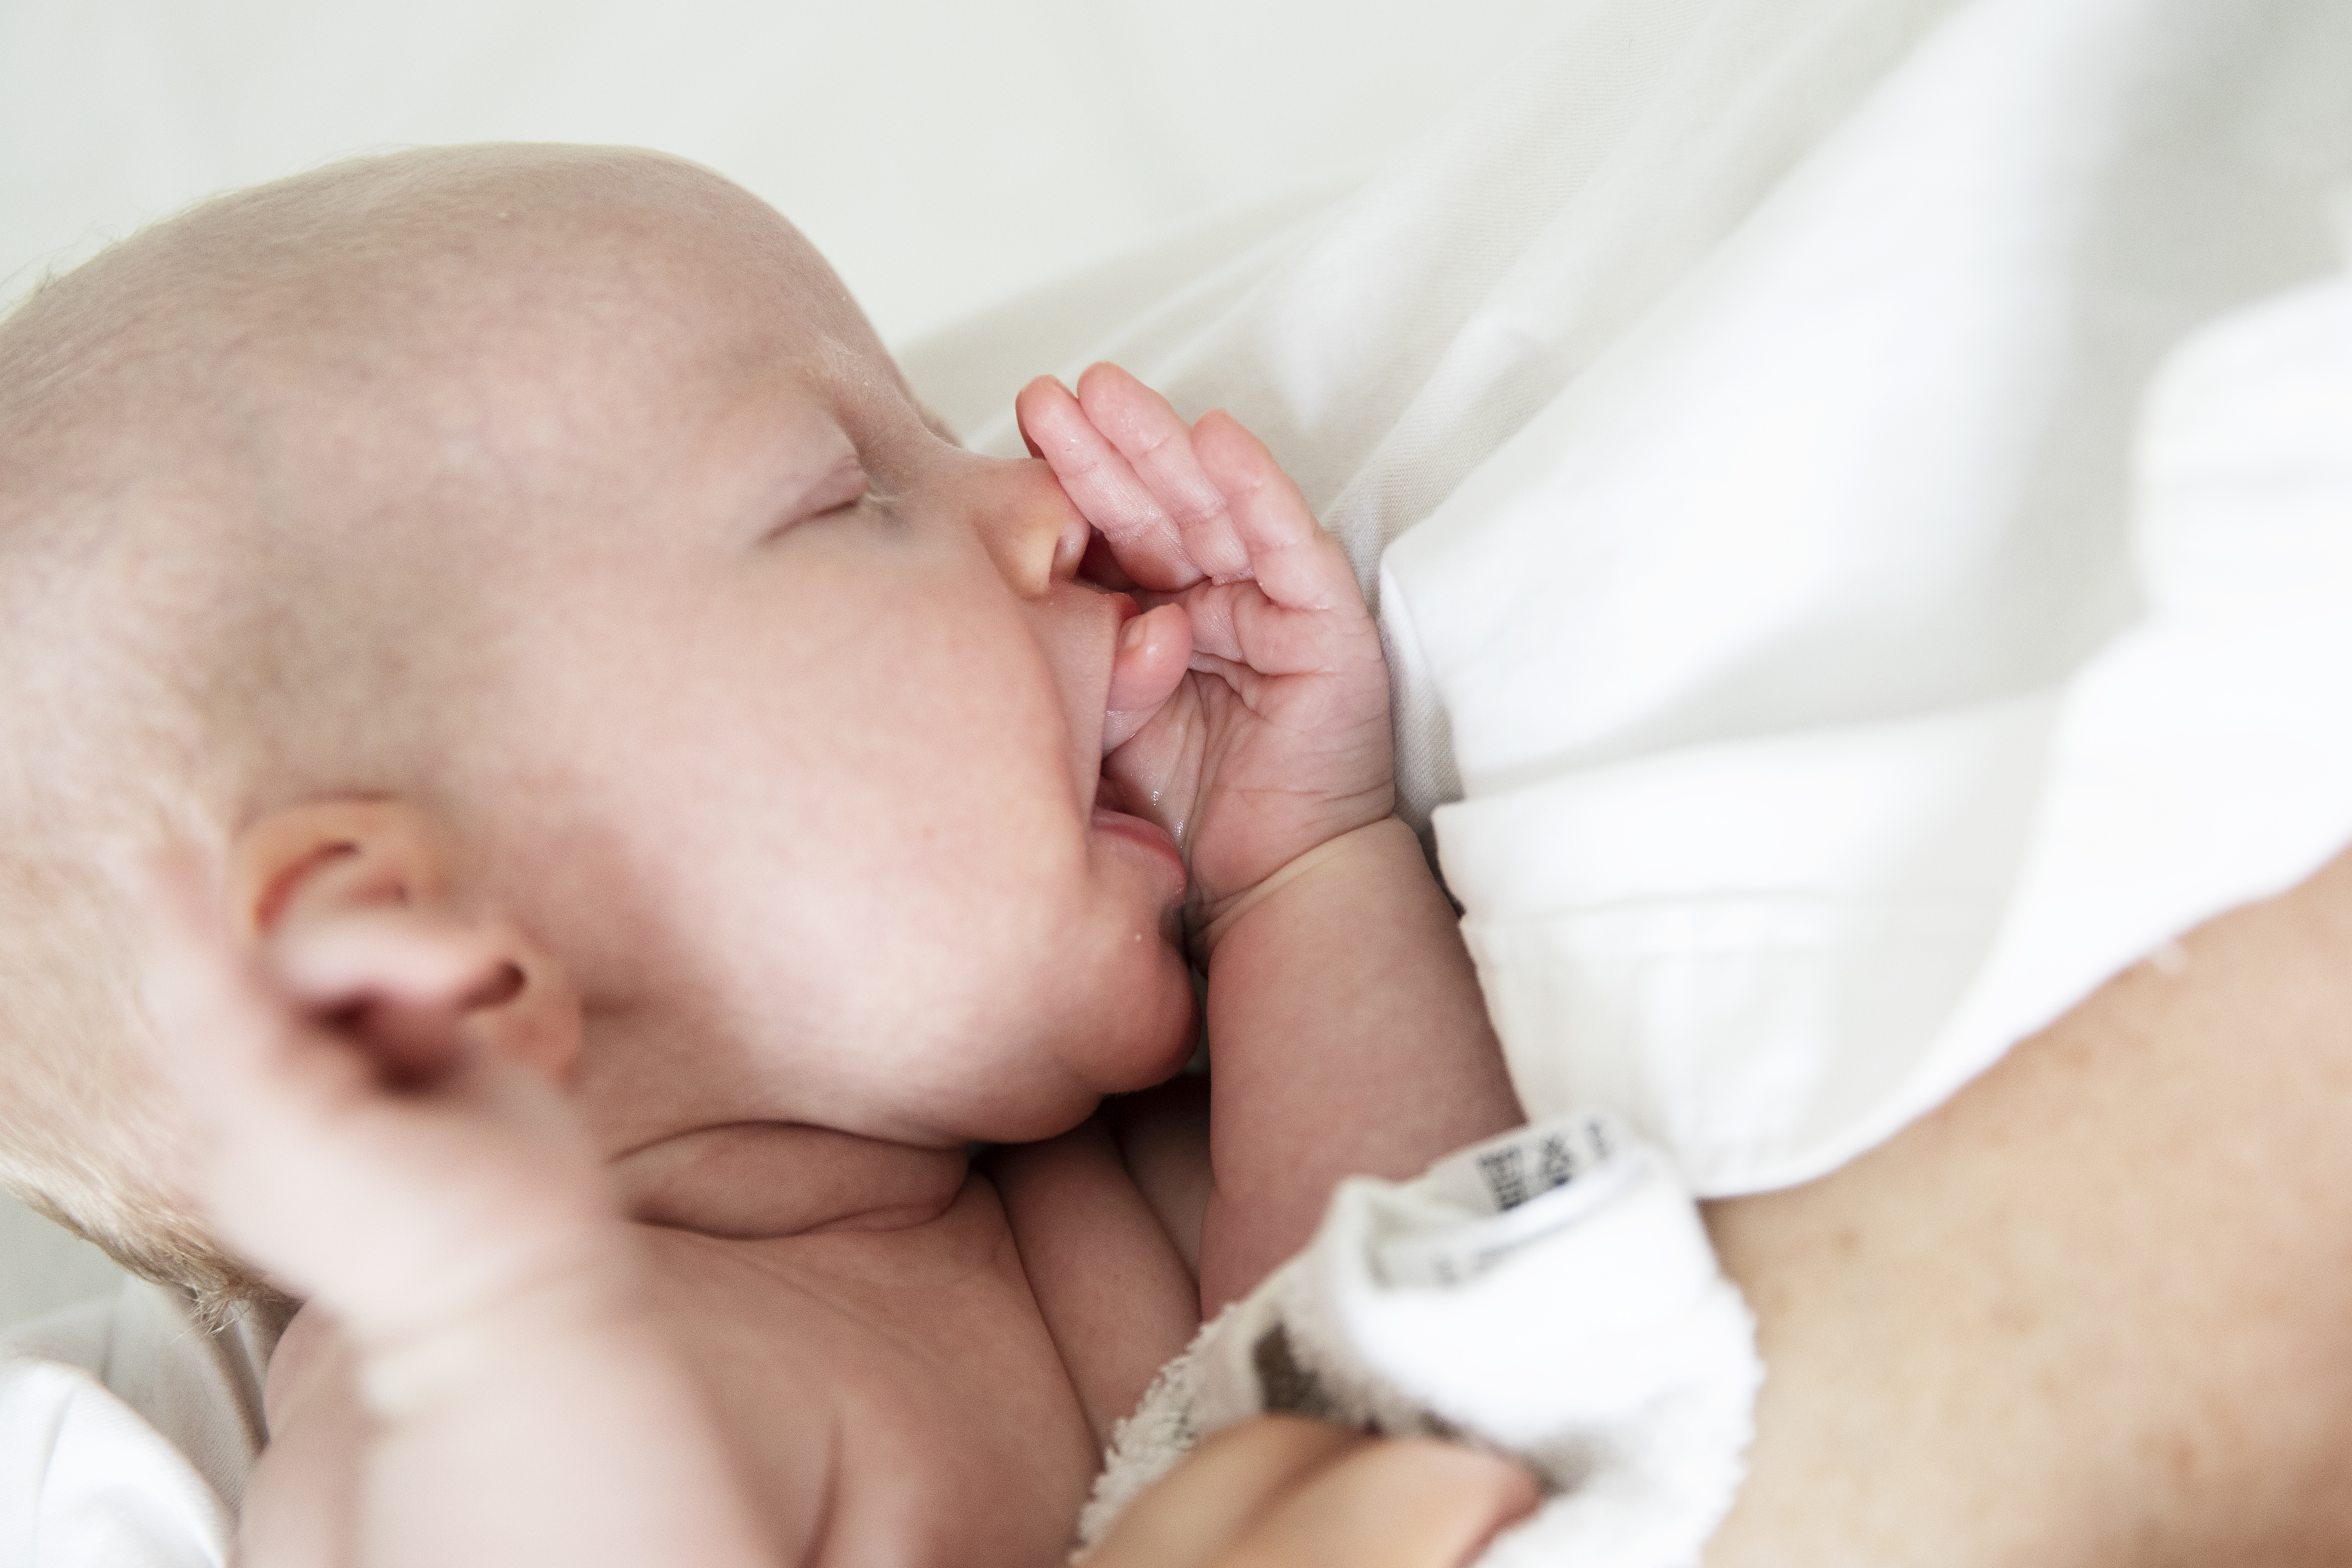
[4,144,873,528]
[0,144,902,1316]
[2,144,899,809]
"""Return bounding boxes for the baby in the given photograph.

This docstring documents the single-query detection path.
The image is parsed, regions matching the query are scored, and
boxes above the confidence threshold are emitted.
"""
[0,144,1535,1565]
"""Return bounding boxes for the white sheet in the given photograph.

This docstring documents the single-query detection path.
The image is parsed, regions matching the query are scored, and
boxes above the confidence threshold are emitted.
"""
[0,1358,227,1568]
[981,0,2352,1196]
[0,1279,275,1568]
[0,0,1565,348]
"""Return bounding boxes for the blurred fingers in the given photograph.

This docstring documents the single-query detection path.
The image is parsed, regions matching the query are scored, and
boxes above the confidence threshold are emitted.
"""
[1088,1417,1365,1568]
[1089,1421,1537,1568]
[132,844,301,1104]
[270,911,517,1085]
[133,843,512,1099]
[1217,1437,1538,1568]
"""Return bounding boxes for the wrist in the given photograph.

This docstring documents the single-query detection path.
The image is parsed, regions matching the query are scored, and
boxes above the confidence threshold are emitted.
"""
[1189,817,1421,965]
[353,1237,647,1424]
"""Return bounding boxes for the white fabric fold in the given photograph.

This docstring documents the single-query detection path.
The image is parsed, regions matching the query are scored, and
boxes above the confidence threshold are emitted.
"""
[0,1278,277,1567]
[985,0,2352,1194]
[1079,1115,1761,1568]
[0,1357,229,1568]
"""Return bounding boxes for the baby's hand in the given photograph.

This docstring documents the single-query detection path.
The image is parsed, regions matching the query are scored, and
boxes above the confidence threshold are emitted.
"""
[1018,366,1393,920]
[1089,1416,1536,1568]
[133,850,621,1358]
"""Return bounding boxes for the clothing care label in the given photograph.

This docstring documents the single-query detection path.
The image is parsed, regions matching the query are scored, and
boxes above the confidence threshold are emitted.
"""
[1373,1114,1645,1289]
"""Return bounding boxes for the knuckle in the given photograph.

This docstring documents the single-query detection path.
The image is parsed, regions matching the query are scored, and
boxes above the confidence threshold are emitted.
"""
[1170,497,1230,532]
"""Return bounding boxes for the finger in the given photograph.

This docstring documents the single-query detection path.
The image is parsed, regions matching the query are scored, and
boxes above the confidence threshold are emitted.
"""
[1087,1417,1366,1568]
[1181,649,1272,713]
[272,909,514,1016]
[1018,374,1202,591]
[131,847,404,1186]
[1221,1437,1539,1568]
[1076,364,1253,584]
[132,844,302,1105]
[1104,601,1192,754]
[272,910,519,1086]
[1182,584,1342,679]
[1191,411,1359,616]
[141,848,500,1097]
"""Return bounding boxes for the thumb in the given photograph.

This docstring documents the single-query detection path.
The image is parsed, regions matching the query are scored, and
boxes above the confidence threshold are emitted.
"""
[1104,601,1191,754]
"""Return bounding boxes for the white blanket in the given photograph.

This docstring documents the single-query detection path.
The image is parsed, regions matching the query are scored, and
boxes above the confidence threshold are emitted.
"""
[981,0,2352,1196]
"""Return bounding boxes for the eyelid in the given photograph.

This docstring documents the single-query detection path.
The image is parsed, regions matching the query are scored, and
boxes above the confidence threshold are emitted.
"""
[766,451,869,537]
[803,455,870,516]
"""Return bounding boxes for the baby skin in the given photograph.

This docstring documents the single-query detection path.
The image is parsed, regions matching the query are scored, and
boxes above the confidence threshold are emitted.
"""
[122,148,1533,1566]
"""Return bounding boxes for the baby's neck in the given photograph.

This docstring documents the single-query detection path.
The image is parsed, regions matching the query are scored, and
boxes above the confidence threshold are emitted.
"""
[611,1122,970,1238]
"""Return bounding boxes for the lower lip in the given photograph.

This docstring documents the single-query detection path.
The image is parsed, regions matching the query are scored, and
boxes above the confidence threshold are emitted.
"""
[1092,805,1187,889]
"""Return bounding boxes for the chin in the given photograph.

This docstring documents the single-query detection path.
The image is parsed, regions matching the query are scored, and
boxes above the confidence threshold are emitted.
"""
[1095,958,1200,1094]
[1017,969,1194,1114]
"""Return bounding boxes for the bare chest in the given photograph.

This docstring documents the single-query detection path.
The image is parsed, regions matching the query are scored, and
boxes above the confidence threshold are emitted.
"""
[638,1180,1104,1568]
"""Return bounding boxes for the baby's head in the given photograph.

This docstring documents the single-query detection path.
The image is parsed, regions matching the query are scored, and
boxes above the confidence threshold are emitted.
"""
[0,145,1196,1316]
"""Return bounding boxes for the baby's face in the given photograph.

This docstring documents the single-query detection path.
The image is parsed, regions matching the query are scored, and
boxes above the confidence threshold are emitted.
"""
[306,168,1198,1172]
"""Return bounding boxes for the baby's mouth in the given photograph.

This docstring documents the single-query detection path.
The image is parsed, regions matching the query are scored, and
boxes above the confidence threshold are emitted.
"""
[1090,780,1189,907]
[1092,766,1141,823]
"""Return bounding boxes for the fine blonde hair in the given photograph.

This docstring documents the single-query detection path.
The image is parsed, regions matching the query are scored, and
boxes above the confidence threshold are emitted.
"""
[0,226,275,1317]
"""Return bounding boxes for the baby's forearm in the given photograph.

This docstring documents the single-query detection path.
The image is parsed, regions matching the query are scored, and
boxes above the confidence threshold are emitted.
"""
[372,1279,769,1566]
[1196,818,1522,1312]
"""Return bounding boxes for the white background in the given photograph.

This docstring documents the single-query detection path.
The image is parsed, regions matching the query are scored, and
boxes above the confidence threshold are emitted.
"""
[3,0,1561,346]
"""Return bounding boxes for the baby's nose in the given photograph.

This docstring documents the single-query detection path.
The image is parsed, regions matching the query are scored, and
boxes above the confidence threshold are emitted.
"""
[978,463,1091,597]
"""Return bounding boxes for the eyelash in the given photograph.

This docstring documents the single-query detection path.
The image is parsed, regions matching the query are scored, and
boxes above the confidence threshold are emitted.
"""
[782,472,872,534]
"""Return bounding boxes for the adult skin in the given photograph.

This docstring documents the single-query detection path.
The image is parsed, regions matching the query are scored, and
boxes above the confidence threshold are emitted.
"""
[1705,844,2352,1565]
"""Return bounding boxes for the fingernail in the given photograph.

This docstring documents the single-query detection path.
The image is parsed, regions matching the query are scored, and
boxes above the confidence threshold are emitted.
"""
[1120,616,1147,653]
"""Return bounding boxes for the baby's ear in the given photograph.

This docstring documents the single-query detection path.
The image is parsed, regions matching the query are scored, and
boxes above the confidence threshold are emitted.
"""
[229,800,584,1087]
[231,799,447,938]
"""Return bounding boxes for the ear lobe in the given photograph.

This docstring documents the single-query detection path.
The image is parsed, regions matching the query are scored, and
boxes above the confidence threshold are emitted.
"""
[230,799,584,1088]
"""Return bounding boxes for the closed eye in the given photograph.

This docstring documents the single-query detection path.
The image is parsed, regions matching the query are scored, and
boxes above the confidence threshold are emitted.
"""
[796,456,869,521]
[760,446,869,540]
